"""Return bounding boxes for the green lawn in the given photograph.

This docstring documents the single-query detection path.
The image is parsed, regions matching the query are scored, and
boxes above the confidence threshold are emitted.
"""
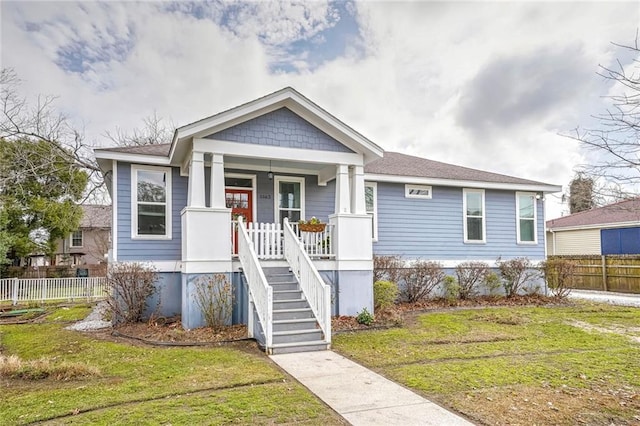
[0,304,345,425]
[333,303,640,425]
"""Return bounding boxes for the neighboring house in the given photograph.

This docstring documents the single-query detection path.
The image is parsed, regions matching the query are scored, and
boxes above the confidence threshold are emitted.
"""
[94,87,560,353]
[546,198,640,256]
[54,205,111,266]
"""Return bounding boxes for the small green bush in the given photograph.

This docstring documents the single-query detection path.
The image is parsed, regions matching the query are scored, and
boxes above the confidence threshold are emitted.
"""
[442,275,460,302]
[356,308,374,326]
[373,280,398,311]
[483,272,501,296]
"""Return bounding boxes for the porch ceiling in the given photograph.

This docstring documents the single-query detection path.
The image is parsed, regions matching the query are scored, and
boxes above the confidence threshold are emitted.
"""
[223,156,326,176]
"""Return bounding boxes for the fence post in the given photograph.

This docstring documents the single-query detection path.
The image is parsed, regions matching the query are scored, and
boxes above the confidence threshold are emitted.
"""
[601,255,608,292]
[12,277,18,306]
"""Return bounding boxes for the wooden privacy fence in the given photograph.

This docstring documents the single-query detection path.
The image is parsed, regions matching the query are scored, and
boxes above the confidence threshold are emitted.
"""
[0,277,108,306]
[549,255,640,294]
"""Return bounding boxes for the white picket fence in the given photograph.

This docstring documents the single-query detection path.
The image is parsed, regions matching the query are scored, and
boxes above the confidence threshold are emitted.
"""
[0,277,108,305]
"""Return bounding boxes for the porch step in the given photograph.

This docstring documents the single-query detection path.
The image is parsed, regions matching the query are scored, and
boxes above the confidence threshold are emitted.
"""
[269,281,299,291]
[270,340,330,355]
[273,289,303,301]
[273,308,315,320]
[273,329,324,344]
[273,298,309,310]
[273,318,318,332]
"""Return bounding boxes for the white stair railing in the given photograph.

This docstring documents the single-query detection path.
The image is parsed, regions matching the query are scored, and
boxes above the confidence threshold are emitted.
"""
[283,217,332,344]
[236,217,273,348]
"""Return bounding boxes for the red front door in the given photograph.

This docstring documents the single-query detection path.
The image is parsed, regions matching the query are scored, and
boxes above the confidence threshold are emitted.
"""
[226,189,253,254]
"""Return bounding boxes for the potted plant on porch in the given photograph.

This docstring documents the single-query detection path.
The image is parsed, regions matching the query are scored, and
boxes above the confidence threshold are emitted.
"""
[298,217,326,233]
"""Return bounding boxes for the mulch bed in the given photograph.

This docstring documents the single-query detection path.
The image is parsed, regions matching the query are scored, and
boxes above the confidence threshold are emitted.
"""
[98,295,568,344]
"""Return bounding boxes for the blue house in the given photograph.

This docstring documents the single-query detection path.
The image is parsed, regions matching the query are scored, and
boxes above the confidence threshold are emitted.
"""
[95,87,560,353]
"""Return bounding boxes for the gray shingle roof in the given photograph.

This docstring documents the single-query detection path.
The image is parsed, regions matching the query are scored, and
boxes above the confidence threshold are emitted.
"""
[546,198,640,229]
[99,143,171,156]
[80,205,111,229]
[364,152,551,186]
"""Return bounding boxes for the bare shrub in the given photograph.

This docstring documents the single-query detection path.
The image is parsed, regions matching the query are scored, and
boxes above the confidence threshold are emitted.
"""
[192,274,234,331]
[455,261,490,299]
[373,255,404,284]
[496,257,539,298]
[401,260,445,302]
[541,258,576,299]
[106,262,158,324]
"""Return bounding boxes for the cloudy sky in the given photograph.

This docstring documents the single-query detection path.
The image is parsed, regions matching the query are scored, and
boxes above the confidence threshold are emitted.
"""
[2,1,639,219]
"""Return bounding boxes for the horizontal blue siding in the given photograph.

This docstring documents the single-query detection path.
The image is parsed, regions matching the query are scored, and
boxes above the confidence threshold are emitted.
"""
[117,162,186,261]
[207,107,354,153]
[373,183,546,261]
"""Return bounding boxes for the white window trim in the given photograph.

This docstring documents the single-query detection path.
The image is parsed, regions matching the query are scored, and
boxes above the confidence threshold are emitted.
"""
[365,181,378,241]
[69,230,83,248]
[516,191,537,244]
[463,188,486,244]
[225,173,257,223]
[131,164,172,240]
[274,176,305,224]
[405,184,432,199]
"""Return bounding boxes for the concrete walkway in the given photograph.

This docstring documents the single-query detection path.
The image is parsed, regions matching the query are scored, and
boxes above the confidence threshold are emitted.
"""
[270,350,473,426]
[569,289,640,307]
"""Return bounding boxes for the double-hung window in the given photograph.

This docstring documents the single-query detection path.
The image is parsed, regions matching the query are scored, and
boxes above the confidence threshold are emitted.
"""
[132,165,172,239]
[365,182,377,241]
[275,176,305,226]
[516,192,537,243]
[463,189,485,243]
[70,230,83,248]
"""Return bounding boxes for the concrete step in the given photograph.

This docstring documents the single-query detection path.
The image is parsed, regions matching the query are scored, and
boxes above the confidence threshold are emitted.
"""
[273,318,318,332]
[269,340,330,355]
[273,329,324,344]
[273,308,315,320]
[273,289,303,301]
[273,298,309,310]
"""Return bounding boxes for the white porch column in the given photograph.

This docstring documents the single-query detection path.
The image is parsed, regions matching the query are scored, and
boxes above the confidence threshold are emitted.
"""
[350,165,366,215]
[210,153,226,208]
[335,164,351,214]
[187,151,206,208]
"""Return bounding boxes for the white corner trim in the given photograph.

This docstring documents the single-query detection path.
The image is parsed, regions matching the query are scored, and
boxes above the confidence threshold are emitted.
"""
[112,160,118,262]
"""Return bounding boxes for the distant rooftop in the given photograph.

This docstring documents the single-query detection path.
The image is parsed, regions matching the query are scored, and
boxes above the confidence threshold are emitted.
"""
[547,198,640,230]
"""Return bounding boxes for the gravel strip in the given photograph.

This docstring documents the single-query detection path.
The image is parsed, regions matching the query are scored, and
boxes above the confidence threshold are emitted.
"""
[65,301,112,331]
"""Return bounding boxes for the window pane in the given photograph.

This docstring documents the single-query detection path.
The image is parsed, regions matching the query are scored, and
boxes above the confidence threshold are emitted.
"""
[279,182,301,209]
[519,195,534,219]
[520,219,535,242]
[280,209,300,225]
[365,186,374,213]
[467,217,483,241]
[466,192,482,216]
[138,171,166,202]
[224,177,252,188]
[138,204,166,235]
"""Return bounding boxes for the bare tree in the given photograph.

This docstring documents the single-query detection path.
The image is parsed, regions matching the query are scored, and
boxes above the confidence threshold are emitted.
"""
[0,68,104,201]
[565,32,640,199]
[104,111,174,146]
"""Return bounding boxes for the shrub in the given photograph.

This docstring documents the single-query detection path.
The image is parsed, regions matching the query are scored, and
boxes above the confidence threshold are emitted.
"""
[401,260,445,302]
[105,262,158,324]
[373,280,398,311]
[541,258,576,299]
[356,307,374,326]
[193,274,234,331]
[483,272,502,296]
[496,257,539,298]
[442,275,460,302]
[373,255,403,284]
[455,261,490,299]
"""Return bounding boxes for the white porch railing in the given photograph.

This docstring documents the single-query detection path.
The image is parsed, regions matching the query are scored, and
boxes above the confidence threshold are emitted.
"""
[0,277,107,305]
[283,218,332,344]
[231,221,334,260]
[236,217,273,348]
